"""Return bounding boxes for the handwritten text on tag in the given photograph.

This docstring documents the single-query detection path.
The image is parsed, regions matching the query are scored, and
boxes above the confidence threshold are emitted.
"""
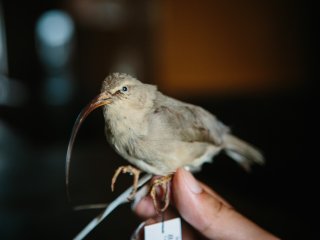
[144,218,182,240]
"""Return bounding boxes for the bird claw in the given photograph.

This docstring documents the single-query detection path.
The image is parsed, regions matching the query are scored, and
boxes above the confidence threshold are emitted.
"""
[111,165,141,200]
[111,166,172,212]
[149,175,173,212]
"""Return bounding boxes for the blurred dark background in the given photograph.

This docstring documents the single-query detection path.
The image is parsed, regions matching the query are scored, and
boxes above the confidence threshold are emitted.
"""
[0,0,317,239]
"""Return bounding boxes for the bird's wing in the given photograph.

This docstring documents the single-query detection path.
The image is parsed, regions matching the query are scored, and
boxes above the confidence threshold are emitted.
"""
[149,94,229,145]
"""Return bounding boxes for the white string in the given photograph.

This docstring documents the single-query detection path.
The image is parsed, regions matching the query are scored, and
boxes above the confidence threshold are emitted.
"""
[74,174,152,240]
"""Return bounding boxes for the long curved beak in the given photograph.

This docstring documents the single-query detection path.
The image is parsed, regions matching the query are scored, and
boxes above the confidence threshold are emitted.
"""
[66,92,112,200]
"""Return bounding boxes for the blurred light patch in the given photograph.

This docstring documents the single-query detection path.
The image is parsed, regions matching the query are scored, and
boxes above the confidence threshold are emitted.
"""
[154,1,306,96]
[43,74,73,105]
[36,10,75,105]
[0,2,8,75]
[36,11,74,47]
[36,10,75,68]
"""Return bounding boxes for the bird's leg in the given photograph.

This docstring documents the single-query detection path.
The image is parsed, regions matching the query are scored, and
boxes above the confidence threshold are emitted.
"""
[111,165,141,200]
[149,175,173,212]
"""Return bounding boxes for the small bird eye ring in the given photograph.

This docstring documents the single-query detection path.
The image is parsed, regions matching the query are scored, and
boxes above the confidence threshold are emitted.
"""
[122,86,128,92]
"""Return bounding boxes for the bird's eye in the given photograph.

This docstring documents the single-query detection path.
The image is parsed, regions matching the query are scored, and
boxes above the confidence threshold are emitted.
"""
[121,86,128,92]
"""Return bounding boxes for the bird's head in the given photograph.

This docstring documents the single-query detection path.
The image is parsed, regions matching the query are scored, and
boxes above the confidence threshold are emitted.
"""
[99,72,145,108]
[78,73,148,116]
[66,73,154,193]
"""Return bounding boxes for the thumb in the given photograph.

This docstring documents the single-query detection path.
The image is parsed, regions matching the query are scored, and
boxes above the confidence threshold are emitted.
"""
[172,168,277,240]
[172,168,229,239]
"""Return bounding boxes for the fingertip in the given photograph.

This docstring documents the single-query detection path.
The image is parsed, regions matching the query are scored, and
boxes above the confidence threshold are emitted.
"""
[172,168,229,239]
[172,168,203,223]
[173,168,203,195]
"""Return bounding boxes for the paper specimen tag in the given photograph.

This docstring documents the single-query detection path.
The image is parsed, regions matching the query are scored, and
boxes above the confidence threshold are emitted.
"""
[144,218,182,240]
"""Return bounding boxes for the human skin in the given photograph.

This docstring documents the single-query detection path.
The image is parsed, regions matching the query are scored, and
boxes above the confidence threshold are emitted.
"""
[133,168,280,240]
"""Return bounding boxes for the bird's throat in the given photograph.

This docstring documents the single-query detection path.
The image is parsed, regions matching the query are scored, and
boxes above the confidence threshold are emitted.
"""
[103,104,149,140]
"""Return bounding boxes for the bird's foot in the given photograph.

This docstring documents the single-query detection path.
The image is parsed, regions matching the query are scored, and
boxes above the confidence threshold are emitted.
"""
[149,175,173,212]
[111,165,141,200]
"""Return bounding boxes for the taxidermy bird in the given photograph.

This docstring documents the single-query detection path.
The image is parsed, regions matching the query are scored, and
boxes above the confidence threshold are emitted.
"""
[66,73,264,239]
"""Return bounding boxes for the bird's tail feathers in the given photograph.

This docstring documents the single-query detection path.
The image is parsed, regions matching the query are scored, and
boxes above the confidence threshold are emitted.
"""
[223,134,265,171]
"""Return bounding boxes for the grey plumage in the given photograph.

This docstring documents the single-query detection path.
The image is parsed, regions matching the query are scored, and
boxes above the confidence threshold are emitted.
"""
[101,73,264,174]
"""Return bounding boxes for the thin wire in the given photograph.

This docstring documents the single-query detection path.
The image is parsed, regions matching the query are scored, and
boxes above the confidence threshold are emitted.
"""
[73,174,152,240]
[161,211,165,234]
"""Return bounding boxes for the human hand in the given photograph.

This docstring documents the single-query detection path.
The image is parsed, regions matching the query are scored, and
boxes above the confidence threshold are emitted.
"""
[133,168,279,240]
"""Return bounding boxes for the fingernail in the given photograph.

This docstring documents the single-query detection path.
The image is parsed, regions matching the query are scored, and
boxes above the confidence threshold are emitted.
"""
[180,168,202,194]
